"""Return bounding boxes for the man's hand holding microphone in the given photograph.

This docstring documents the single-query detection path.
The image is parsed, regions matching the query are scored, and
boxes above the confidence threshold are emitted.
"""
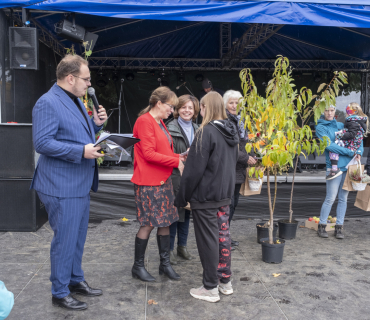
[84,87,108,159]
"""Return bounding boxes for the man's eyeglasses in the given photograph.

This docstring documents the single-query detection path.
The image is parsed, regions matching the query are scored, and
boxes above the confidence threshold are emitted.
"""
[72,75,91,82]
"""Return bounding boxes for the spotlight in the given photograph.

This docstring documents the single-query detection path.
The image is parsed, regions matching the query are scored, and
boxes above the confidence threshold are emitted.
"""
[95,69,108,87]
[314,72,322,83]
[112,69,119,82]
[178,72,185,83]
[126,73,135,81]
[195,74,203,82]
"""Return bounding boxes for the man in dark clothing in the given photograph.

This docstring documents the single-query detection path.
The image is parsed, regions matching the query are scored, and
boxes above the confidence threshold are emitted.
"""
[199,78,225,101]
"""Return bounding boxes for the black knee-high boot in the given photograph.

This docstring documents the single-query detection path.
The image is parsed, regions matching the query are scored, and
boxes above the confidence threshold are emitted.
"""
[132,236,156,282]
[157,235,181,280]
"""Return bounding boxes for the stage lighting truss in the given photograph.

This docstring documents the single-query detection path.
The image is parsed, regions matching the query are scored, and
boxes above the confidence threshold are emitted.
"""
[88,57,370,72]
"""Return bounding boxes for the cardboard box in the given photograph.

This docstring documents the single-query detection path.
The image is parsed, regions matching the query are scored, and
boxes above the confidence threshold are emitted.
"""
[305,220,336,232]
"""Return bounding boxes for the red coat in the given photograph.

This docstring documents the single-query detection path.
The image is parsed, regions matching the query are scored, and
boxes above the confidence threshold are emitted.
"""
[131,112,179,186]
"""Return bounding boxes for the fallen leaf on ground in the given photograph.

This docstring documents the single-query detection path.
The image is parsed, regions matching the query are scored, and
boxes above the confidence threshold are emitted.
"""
[121,217,129,222]
[148,299,158,305]
[299,225,305,228]
[272,273,281,277]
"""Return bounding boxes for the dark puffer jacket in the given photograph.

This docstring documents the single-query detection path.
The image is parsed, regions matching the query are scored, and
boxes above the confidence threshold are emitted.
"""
[166,118,199,221]
[227,111,251,184]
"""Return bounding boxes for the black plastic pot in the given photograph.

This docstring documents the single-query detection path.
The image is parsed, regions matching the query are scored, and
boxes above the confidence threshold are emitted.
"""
[278,219,299,240]
[256,222,278,244]
[260,237,286,263]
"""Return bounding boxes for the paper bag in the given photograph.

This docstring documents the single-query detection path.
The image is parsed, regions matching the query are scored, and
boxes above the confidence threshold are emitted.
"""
[354,185,370,211]
[240,169,262,196]
[342,164,364,192]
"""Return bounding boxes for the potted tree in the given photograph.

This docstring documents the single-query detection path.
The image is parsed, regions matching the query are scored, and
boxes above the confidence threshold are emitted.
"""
[239,56,298,263]
[279,72,347,239]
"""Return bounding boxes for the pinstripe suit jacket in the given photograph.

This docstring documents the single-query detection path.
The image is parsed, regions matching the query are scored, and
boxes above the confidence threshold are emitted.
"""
[30,83,102,198]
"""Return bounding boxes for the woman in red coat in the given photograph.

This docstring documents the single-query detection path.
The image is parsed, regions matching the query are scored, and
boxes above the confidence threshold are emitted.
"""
[131,87,185,282]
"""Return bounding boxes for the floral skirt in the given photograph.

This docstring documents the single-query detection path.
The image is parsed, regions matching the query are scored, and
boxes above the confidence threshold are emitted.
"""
[134,178,179,227]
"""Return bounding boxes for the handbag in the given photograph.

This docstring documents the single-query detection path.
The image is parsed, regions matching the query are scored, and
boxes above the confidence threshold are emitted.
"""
[240,168,262,196]
[354,185,370,211]
[343,163,365,192]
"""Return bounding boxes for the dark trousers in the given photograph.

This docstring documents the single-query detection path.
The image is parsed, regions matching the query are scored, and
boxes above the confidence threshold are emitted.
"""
[37,192,90,298]
[192,206,232,290]
[169,210,191,250]
[229,184,242,224]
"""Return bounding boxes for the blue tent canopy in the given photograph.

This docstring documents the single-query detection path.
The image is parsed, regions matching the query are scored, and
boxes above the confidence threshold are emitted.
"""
[2,0,370,28]
[1,1,369,64]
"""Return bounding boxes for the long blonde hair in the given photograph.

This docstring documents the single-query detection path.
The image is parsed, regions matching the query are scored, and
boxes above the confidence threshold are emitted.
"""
[196,91,227,151]
[138,86,178,116]
[347,102,370,137]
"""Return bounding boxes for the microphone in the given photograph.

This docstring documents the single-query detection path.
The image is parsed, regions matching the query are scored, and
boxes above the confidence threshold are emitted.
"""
[176,82,186,90]
[87,87,102,120]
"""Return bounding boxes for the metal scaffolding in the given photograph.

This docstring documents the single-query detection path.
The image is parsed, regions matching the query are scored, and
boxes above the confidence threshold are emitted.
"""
[221,24,284,69]
[88,57,370,71]
[219,23,231,59]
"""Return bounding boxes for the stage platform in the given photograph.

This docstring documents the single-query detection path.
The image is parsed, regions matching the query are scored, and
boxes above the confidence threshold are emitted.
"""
[91,168,368,221]
[2,218,370,320]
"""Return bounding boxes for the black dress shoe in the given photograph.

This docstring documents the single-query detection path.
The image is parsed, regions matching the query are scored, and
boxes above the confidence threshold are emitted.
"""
[52,294,87,310]
[69,281,103,297]
[231,240,239,247]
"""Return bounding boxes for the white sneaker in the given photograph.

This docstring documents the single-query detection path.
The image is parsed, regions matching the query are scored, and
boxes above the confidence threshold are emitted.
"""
[218,281,233,295]
[190,285,220,302]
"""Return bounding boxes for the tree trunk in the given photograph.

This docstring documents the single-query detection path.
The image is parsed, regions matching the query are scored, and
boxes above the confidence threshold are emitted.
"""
[267,168,274,244]
[289,155,300,223]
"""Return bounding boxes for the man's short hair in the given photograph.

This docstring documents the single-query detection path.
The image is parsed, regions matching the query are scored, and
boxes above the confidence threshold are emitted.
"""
[56,54,88,80]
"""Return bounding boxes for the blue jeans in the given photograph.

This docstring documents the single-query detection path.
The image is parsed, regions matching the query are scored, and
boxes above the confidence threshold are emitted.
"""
[319,169,348,225]
[170,210,190,250]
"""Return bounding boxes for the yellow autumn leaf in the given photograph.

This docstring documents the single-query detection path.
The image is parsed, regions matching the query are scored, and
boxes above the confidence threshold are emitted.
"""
[121,217,129,222]
[272,273,281,278]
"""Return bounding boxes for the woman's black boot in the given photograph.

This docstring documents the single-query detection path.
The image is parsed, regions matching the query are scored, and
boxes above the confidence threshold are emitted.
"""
[157,235,181,280]
[132,236,156,282]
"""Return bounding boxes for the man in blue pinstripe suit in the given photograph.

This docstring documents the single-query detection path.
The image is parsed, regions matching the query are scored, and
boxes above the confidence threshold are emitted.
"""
[31,54,107,311]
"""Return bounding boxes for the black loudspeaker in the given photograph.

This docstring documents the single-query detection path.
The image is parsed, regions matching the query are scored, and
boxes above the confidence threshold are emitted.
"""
[9,27,39,70]
[0,179,47,231]
[0,124,37,178]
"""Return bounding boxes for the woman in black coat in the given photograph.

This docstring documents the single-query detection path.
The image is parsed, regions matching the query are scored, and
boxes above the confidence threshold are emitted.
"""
[166,95,200,264]
[223,90,256,249]
[175,91,239,302]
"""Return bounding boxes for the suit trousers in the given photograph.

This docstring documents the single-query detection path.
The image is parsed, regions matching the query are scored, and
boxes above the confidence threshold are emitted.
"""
[37,192,90,298]
[192,206,232,290]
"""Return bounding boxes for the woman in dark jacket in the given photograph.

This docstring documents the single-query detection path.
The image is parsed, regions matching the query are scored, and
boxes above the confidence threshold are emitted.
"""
[175,91,239,303]
[223,90,256,249]
[166,95,200,265]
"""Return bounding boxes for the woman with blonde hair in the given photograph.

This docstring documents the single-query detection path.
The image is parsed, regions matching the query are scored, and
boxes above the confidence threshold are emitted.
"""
[131,86,186,282]
[175,91,239,302]
[166,95,200,264]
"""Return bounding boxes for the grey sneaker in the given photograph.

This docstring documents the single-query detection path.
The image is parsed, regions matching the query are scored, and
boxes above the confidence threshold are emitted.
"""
[190,285,220,302]
[218,281,233,295]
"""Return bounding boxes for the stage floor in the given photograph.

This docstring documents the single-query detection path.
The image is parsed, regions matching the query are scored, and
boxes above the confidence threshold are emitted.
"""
[2,218,370,319]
